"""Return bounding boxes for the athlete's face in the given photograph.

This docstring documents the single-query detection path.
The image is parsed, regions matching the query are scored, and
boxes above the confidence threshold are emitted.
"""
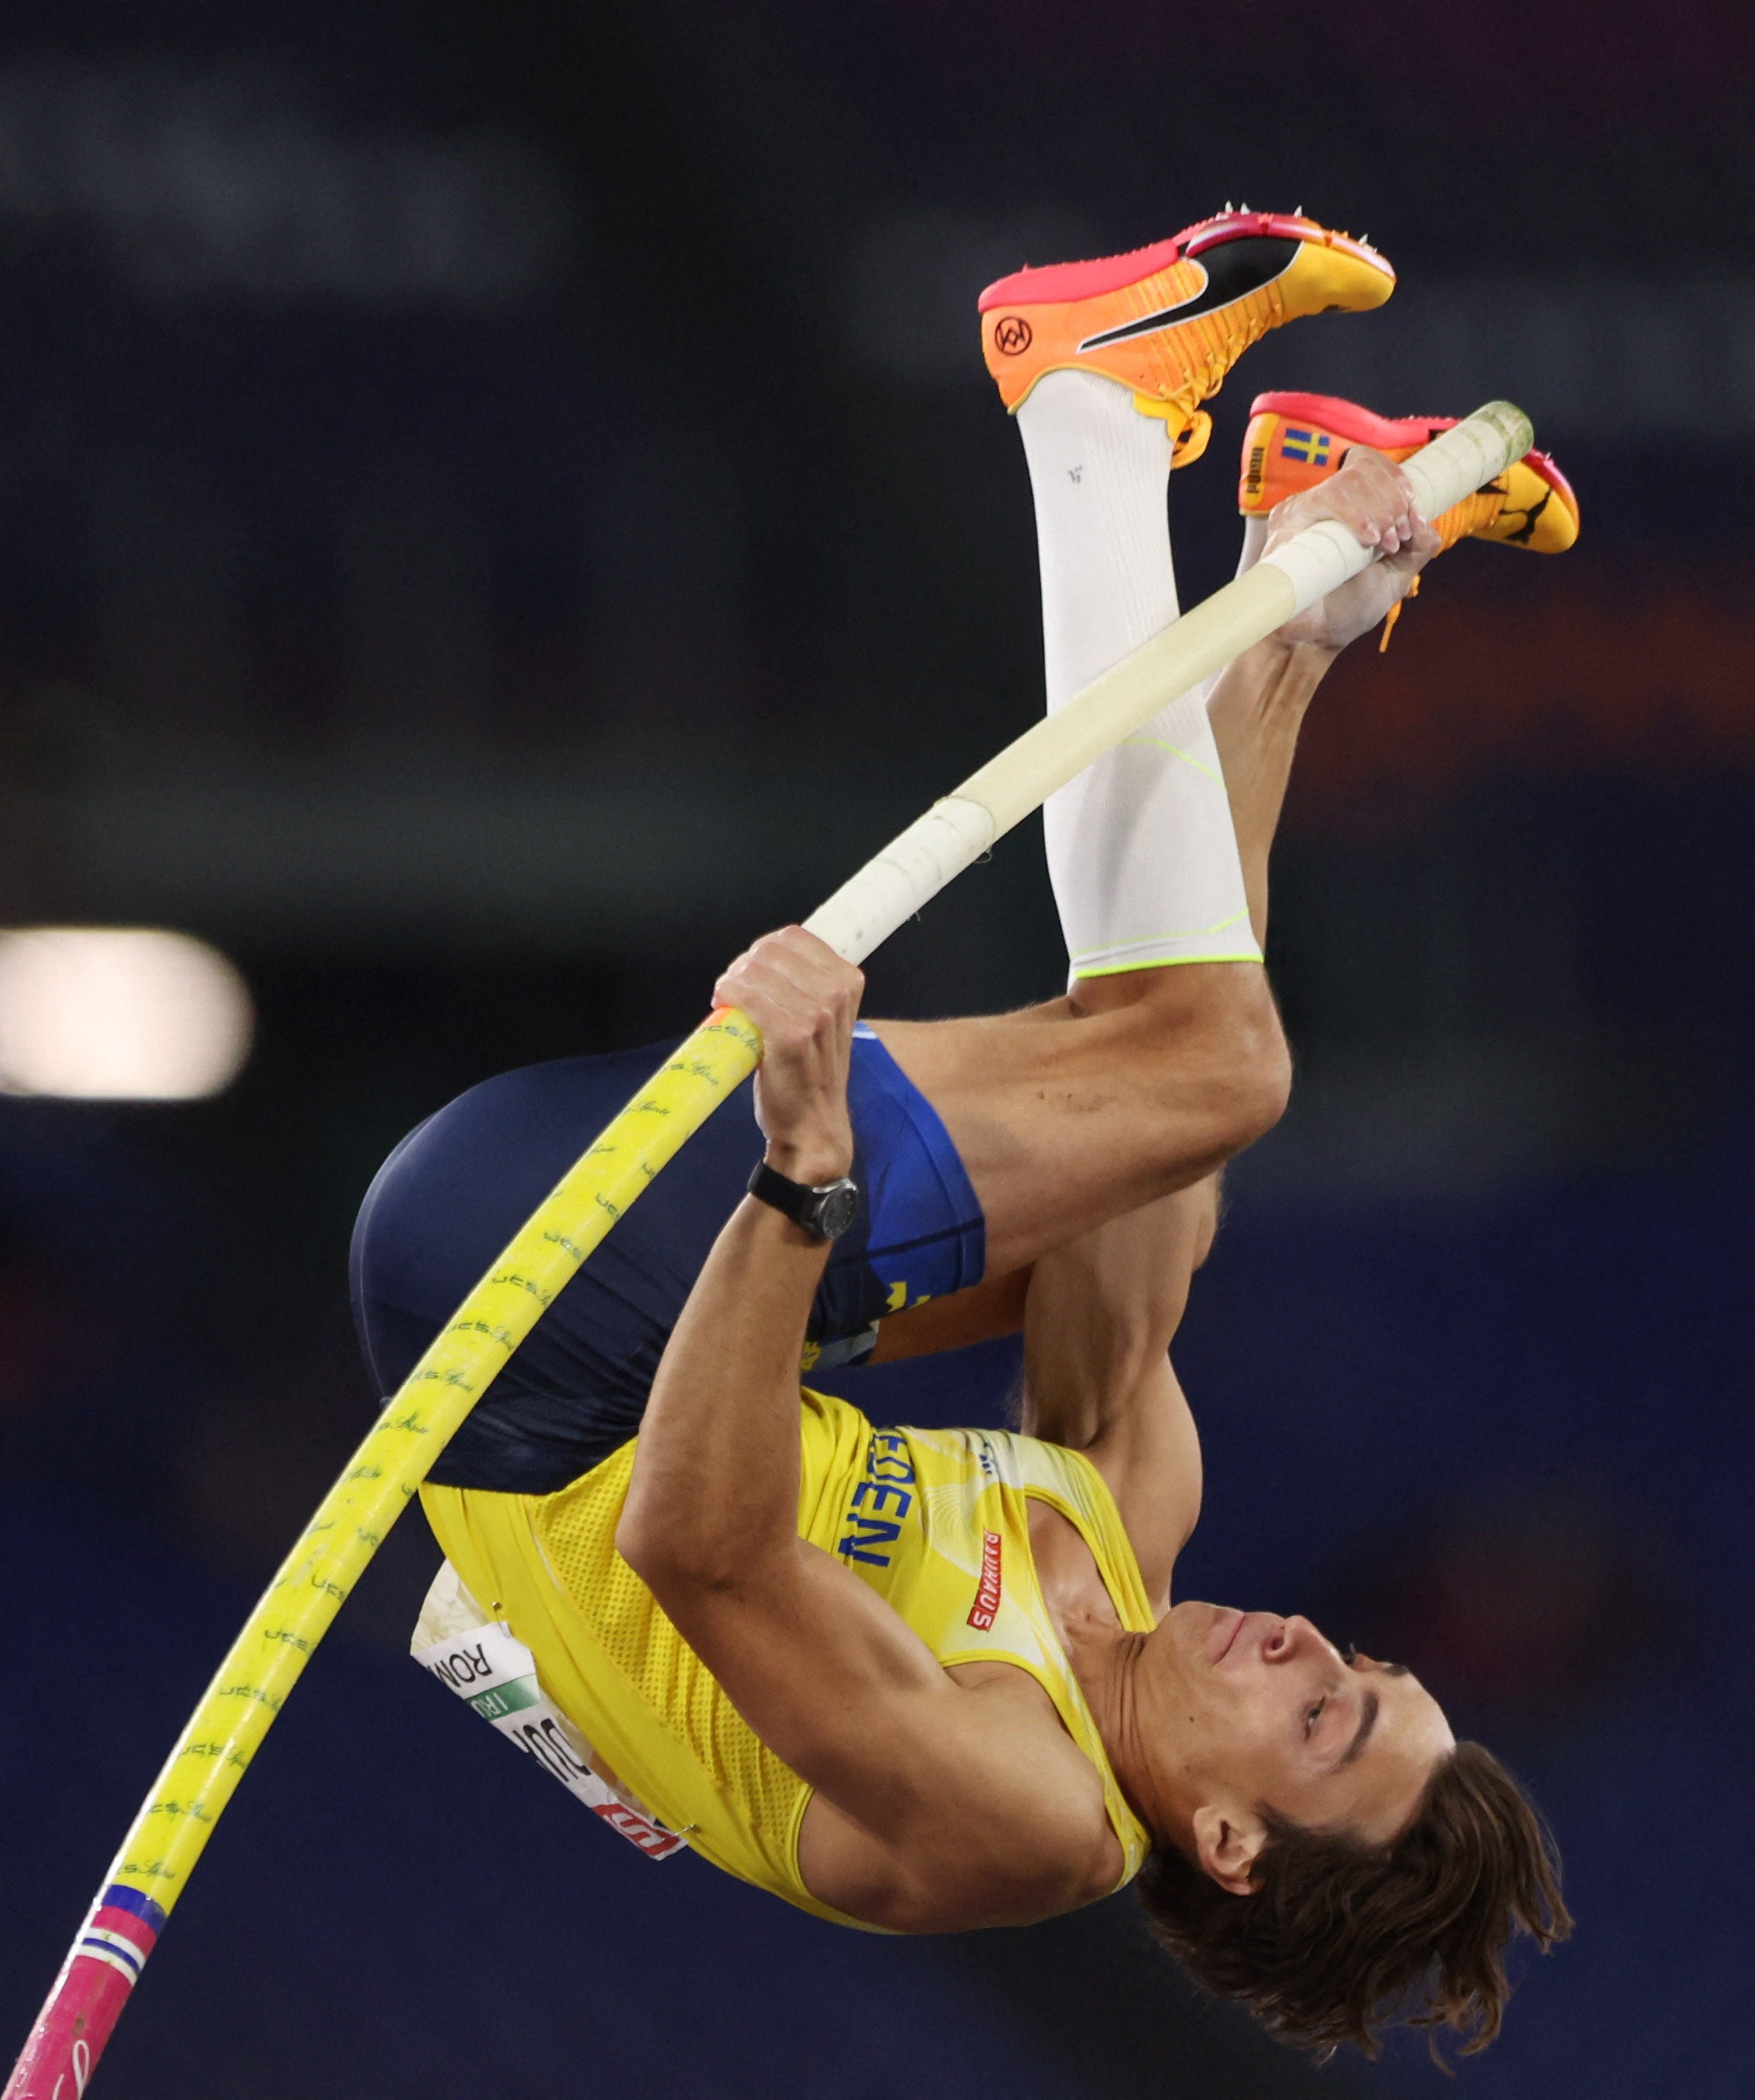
[1143,1603,1455,1886]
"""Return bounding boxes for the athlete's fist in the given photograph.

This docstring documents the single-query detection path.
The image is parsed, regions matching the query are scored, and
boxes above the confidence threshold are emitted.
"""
[713,927,862,1184]
[1263,447,1442,655]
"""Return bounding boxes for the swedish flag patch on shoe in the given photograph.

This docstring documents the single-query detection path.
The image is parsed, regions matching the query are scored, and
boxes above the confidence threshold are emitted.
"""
[1280,427,1332,464]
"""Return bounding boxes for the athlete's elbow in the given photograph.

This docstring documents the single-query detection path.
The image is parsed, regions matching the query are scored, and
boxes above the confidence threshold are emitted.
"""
[616,1496,779,1603]
[616,1486,698,1589]
[617,1502,722,1594]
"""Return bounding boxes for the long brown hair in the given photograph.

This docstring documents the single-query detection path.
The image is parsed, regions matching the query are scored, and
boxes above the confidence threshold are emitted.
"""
[1135,1741,1571,2060]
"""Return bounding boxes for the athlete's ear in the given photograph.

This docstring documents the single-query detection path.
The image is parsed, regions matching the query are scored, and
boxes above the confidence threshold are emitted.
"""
[1192,1804,1266,1896]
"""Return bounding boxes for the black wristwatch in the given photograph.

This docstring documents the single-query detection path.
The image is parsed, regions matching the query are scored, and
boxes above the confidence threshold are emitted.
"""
[746,1159,860,1241]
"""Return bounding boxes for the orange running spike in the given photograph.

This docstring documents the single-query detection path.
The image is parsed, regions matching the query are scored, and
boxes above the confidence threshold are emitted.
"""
[979,210,1394,464]
[1239,390,1579,554]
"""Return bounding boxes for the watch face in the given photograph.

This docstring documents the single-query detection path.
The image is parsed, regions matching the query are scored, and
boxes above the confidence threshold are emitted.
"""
[817,1181,860,1240]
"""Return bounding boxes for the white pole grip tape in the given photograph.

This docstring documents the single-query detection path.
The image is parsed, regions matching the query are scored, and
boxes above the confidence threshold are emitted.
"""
[806,795,996,964]
[806,400,1533,967]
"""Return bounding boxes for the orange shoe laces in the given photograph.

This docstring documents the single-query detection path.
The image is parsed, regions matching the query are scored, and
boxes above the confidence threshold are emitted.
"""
[1377,481,1506,650]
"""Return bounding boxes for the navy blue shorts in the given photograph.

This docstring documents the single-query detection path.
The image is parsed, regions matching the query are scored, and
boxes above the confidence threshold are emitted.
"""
[350,1026,985,1494]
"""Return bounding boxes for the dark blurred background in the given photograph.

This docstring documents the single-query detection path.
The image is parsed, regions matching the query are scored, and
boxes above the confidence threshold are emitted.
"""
[2,1,1751,2093]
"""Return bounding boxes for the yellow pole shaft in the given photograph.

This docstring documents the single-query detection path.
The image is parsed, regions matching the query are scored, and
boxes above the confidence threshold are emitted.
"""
[125,1008,763,1909]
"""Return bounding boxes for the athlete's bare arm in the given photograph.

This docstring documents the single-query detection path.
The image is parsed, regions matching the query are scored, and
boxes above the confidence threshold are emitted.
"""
[1017,1182,1211,1605]
[617,932,1118,1932]
[1217,450,1440,946]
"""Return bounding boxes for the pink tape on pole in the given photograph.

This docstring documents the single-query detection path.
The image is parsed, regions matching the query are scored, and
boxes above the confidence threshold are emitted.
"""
[4,1887,163,2099]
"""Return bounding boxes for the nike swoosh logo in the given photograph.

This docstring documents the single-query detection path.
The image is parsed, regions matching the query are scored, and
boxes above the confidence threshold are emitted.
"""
[1077,236,1302,351]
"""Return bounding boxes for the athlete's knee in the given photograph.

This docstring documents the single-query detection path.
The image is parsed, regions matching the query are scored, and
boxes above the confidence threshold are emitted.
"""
[1222,974,1291,1148]
[1164,965,1289,1159]
[1071,960,1288,1173]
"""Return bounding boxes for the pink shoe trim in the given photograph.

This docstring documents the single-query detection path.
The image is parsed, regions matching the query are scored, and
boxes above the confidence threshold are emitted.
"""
[1247,392,1455,450]
[977,209,1388,312]
[1247,391,1577,508]
[1526,447,1579,514]
[979,234,1186,312]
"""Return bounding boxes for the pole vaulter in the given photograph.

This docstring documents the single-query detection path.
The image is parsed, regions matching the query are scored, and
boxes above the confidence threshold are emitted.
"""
[5,402,1533,2099]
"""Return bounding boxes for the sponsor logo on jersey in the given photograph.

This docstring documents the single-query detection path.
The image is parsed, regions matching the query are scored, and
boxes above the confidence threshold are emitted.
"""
[595,1799,691,1859]
[967,1529,1003,1630]
[839,1430,917,1567]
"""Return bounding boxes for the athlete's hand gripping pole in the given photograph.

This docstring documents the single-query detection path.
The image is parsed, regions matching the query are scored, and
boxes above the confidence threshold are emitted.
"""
[4,400,1532,2099]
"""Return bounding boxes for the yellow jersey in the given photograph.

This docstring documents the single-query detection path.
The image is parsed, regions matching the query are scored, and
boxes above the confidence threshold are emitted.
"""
[421,1387,1158,1928]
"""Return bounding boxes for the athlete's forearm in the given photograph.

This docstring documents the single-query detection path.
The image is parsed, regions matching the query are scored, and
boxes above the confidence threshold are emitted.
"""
[1211,461,1436,946]
[619,927,861,1588]
[1205,636,1336,946]
[619,1195,828,1587]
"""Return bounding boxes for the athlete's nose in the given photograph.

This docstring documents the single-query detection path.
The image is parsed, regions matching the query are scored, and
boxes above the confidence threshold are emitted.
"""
[1262,1615,1318,1662]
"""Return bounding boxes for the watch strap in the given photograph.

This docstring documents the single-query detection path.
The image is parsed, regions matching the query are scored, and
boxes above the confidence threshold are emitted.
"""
[746,1159,857,1240]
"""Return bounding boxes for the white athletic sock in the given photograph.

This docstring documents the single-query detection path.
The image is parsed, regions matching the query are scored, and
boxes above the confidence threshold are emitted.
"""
[1016,370,1261,978]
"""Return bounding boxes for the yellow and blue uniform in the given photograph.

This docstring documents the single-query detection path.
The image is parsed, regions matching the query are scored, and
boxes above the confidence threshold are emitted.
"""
[422,1388,1158,1924]
[352,1025,984,1495]
[354,1023,1150,1916]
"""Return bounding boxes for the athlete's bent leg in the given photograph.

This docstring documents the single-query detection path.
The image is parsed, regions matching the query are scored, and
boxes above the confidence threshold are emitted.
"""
[881,394,1442,1287]
[353,1012,1000,1488]
[869,963,1283,1281]
[870,359,1287,1281]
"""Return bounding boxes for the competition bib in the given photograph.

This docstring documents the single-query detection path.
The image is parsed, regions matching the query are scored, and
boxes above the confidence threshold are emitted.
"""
[412,1586,688,1861]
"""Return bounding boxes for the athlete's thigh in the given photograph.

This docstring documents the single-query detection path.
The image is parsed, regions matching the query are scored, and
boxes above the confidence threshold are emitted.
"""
[352,1040,764,1492]
[868,965,1256,1276]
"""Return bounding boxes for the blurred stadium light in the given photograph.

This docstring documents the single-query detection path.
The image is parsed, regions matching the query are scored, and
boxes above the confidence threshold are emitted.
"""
[0,926,253,1098]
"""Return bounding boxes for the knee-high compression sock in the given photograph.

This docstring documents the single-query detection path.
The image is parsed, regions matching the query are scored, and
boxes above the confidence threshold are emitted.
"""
[1015,370,1261,978]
